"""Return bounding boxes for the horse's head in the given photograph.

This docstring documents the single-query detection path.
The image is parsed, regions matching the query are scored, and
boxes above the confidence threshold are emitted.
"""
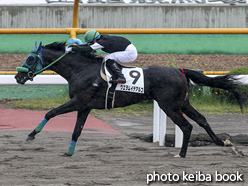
[15,41,102,84]
[15,42,44,84]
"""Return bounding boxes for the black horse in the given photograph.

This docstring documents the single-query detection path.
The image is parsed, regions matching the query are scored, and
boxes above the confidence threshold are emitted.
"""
[15,42,245,158]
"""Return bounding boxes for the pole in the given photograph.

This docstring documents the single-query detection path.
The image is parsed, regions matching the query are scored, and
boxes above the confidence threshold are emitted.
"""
[153,101,160,143]
[71,0,80,38]
[72,0,79,28]
[153,100,168,146]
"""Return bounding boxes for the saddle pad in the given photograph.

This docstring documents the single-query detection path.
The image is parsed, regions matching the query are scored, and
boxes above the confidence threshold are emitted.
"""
[105,65,144,94]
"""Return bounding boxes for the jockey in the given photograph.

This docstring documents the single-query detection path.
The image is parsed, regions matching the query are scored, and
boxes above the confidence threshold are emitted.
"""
[66,30,138,84]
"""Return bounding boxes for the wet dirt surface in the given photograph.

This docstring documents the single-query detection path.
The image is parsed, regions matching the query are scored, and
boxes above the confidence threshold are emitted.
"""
[0,109,247,186]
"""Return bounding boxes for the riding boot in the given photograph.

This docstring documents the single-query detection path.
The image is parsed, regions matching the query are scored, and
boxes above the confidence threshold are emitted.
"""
[106,59,126,84]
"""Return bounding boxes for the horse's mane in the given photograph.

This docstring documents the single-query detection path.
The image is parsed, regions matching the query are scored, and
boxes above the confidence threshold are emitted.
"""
[43,42,67,51]
[43,42,102,61]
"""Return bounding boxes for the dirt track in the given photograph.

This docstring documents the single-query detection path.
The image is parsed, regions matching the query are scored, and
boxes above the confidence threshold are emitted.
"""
[1,53,248,71]
[1,130,247,186]
[0,110,247,186]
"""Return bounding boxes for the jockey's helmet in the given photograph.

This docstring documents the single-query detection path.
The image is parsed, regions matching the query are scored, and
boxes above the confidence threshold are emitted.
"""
[84,30,100,44]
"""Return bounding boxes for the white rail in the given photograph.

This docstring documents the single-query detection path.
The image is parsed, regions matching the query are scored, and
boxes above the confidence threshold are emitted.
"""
[153,100,183,148]
[0,75,67,85]
[1,75,247,85]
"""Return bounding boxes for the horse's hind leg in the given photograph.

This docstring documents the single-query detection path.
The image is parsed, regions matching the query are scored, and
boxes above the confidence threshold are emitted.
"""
[26,99,78,141]
[163,109,193,158]
[181,100,225,146]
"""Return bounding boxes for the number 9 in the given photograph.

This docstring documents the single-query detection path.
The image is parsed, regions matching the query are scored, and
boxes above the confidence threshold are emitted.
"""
[129,70,141,85]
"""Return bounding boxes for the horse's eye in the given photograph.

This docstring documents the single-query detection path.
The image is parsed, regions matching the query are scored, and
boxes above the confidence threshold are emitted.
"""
[26,56,35,65]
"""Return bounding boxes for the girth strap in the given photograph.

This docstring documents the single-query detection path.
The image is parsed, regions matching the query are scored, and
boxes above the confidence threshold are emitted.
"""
[101,60,117,109]
[105,83,117,109]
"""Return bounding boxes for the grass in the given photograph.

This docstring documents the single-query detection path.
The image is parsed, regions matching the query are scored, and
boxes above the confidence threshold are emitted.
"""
[10,96,70,110]
[9,96,154,115]
[7,91,247,115]
[189,95,247,114]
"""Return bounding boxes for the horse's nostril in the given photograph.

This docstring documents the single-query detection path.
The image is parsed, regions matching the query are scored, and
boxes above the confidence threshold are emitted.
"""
[15,75,20,81]
[15,74,25,84]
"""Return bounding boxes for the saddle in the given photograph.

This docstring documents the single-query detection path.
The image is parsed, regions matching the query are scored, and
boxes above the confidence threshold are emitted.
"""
[100,61,135,110]
[100,61,135,82]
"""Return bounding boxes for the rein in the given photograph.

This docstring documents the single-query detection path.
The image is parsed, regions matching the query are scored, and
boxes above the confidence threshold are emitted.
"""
[33,52,67,75]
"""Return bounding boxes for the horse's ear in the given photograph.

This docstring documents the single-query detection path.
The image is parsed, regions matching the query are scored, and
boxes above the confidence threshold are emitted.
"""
[40,48,43,64]
[35,41,42,53]
[35,41,37,48]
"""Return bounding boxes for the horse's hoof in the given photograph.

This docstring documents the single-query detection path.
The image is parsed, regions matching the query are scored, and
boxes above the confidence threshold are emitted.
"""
[223,139,233,146]
[61,153,72,157]
[174,154,182,158]
[26,136,35,141]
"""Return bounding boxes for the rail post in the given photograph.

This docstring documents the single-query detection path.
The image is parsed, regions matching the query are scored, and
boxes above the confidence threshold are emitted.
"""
[153,100,167,146]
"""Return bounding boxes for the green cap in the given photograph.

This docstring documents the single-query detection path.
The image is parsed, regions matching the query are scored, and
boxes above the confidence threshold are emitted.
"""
[84,30,100,43]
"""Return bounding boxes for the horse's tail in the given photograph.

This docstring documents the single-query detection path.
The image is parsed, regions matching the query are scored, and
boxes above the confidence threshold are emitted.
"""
[181,69,246,112]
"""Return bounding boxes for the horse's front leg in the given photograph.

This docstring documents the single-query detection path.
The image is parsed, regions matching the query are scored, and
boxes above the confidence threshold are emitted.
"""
[26,99,78,141]
[65,108,91,156]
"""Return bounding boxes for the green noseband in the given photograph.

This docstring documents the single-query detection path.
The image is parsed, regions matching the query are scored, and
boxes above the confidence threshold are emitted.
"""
[16,41,43,74]
[16,67,29,73]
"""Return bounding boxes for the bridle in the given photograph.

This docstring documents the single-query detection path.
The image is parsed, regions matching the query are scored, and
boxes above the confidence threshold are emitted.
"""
[17,46,67,80]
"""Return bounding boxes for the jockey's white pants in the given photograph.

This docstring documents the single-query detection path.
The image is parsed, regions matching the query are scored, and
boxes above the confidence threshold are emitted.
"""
[103,44,138,63]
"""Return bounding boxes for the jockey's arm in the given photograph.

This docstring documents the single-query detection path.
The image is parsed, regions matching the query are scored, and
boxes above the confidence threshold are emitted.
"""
[71,44,93,53]
[71,43,104,53]
[67,41,104,54]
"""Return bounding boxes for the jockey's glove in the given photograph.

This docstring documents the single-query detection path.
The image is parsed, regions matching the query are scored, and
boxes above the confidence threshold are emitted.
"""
[65,46,72,53]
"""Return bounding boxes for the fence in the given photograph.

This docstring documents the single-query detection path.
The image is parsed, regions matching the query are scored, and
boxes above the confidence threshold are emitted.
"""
[2,74,248,85]
[2,4,248,29]
[2,2,248,55]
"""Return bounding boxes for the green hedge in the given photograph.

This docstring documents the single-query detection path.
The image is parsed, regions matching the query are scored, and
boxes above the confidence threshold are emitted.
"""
[210,68,248,104]
[2,34,248,54]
